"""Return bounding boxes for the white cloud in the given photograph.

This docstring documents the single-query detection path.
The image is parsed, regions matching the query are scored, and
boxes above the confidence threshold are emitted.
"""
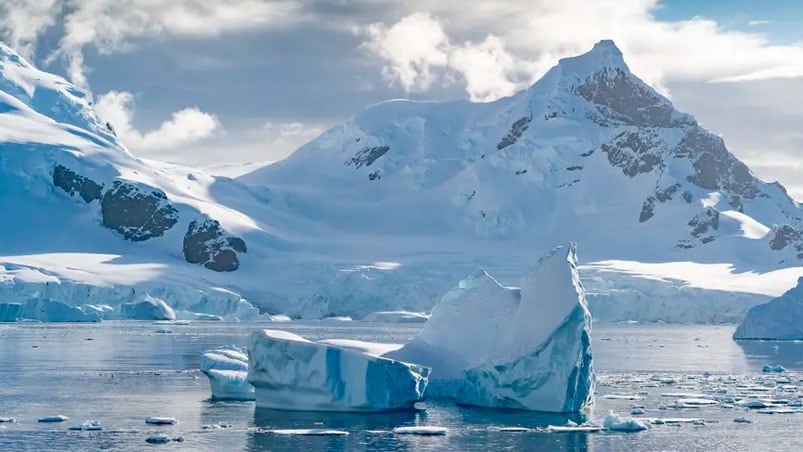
[0,0,61,59]
[361,2,803,101]
[362,13,534,101]
[748,20,771,26]
[13,0,301,85]
[95,90,221,154]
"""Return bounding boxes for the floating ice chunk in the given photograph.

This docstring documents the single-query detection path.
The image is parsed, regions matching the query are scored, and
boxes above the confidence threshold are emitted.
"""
[388,244,593,413]
[200,348,255,401]
[269,429,349,436]
[393,426,448,436]
[734,417,753,423]
[248,329,429,412]
[676,398,718,406]
[762,364,786,373]
[361,311,430,323]
[603,412,650,432]
[545,421,603,433]
[736,400,780,409]
[0,417,16,423]
[489,426,532,432]
[321,316,352,322]
[630,408,646,415]
[119,295,175,321]
[602,394,644,400]
[146,435,183,444]
[38,415,69,423]
[68,420,102,431]
[756,408,798,414]
[20,299,100,322]
[202,422,233,430]
[145,417,177,425]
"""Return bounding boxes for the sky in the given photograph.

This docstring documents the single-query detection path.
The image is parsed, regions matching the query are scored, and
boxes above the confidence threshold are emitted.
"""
[0,0,802,198]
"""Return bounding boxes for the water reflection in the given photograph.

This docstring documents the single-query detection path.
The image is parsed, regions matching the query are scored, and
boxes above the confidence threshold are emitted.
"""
[735,339,803,369]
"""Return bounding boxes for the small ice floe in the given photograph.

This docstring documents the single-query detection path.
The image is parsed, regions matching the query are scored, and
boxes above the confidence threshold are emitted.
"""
[145,417,177,425]
[269,429,349,436]
[603,412,650,432]
[489,426,531,433]
[146,434,184,444]
[649,418,704,425]
[736,400,781,409]
[630,408,646,415]
[661,393,707,399]
[393,426,448,436]
[68,420,102,431]
[154,328,173,334]
[762,364,786,373]
[733,417,753,424]
[691,420,706,426]
[545,420,603,433]
[0,417,15,423]
[202,422,233,430]
[602,394,644,400]
[38,415,69,423]
[756,408,798,415]
[675,398,718,406]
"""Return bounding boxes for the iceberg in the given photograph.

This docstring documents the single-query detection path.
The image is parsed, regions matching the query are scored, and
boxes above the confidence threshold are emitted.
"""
[734,278,803,340]
[119,294,176,321]
[387,243,593,412]
[201,348,255,401]
[247,329,430,412]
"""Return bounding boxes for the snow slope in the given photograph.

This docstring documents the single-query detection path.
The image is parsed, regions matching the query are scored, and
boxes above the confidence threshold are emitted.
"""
[1,40,802,322]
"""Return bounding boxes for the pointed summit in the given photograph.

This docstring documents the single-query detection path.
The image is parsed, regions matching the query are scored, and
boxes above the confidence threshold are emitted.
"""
[557,39,629,76]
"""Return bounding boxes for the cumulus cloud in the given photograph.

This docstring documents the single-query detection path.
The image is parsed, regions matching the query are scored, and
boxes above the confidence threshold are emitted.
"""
[1,0,300,86]
[95,91,221,154]
[362,1,803,101]
[362,12,534,101]
[0,0,62,59]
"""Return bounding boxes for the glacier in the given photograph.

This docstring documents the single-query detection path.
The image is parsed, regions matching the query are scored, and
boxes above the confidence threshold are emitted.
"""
[247,329,430,412]
[733,277,803,340]
[387,243,594,412]
[200,348,255,401]
[119,294,176,320]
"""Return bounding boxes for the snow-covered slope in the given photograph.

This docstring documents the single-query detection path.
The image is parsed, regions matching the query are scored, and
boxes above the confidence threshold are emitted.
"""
[1,40,802,323]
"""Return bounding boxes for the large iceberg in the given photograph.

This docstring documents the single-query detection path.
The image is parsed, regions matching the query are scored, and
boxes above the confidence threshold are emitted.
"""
[201,348,255,401]
[734,277,803,340]
[118,294,176,320]
[387,243,594,412]
[247,329,430,412]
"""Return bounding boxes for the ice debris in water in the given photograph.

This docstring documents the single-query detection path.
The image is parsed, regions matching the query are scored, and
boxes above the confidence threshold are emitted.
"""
[68,420,102,431]
[393,426,448,436]
[545,420,603,433]
[200,347,254,401]
[762,364,786,373]
[38,415,69,423]
[146,435,184,444]
[0,417,16,423]
[145,417,177,425]
[603,412,650,432]
[733,417,753,423]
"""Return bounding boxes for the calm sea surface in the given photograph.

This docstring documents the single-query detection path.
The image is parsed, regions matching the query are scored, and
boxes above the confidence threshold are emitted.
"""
[1,321,802,451]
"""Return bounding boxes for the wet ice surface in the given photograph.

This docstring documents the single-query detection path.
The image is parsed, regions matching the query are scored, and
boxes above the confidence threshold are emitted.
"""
[2,322,803,451]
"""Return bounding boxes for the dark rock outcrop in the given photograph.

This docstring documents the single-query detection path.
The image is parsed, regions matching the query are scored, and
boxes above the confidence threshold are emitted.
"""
[497,116,532,150]
[345,145,390,169]
[183,218,247,272]
[688,207,720,243]
[53,164,103,202]
[576,68,687,128]
[101,180,178,241]
[601,131,663,177]
[769,225,802,251]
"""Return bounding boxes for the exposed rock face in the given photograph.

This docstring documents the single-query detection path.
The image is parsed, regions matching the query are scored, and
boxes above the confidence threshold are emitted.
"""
[345,145,390,169]
[576,68,682,128]
[100,180,178,241]
[52,164,102,203]
[183,218,247,272]
[688,207,720,244]
[639,184,681,223]
[769,225,802,251]
[601,131,663,177]
[497,116,532,150]
[674,127,758,198]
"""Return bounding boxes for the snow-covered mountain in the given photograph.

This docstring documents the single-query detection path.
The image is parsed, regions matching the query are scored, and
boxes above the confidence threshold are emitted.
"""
[1,40,802,322]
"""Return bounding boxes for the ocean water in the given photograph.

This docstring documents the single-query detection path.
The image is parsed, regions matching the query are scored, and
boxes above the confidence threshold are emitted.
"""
[1,321,802,451]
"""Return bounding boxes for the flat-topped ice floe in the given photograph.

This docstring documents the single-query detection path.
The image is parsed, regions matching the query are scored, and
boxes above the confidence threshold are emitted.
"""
[387,243,594,412]
[248,329,430,412]
[201,348,255,401]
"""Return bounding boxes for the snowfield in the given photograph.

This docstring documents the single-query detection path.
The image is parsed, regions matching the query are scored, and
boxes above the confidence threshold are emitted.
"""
[0,40,801,323]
